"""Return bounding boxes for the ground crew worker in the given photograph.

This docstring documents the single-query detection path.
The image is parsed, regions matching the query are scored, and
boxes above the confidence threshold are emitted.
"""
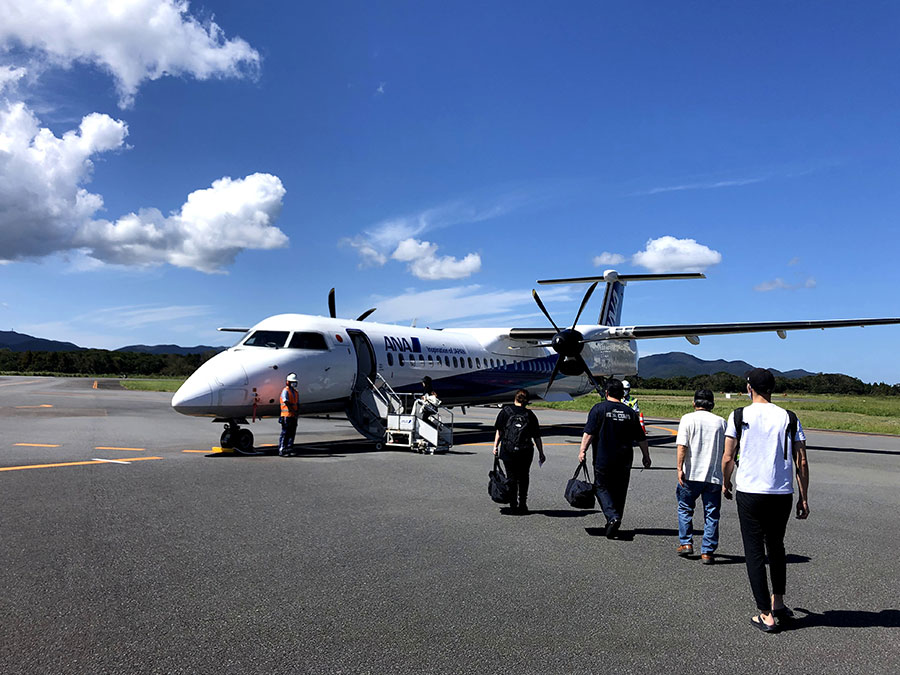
[279,372,299,456]
[622,379,646,433]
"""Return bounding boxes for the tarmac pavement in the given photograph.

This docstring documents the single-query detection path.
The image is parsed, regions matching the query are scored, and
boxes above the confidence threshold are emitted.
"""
[1,376,898,674]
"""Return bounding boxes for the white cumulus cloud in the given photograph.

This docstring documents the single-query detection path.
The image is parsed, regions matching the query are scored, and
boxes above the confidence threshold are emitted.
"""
[593,252,625,266]
[0,0,260,107]
[391,238,481,280]
[0,100,288,272]
[0,65,26,94]
[631,236,722,273]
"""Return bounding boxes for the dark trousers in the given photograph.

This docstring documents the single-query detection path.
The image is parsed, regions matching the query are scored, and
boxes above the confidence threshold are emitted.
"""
[503,449,534,505]
[594,455,632,523]
[279,416,297,454]
[736,491,793,612]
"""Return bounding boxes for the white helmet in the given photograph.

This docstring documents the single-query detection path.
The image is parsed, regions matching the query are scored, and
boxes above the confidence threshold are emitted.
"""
[286,373,298,384]
[622,379,631,392]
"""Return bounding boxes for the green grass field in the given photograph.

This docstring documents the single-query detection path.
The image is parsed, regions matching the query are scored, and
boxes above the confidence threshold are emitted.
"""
[535,390,900,435]
[119,378,185,393]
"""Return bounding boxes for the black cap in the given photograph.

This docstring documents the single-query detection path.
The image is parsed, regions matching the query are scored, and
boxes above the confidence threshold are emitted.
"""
[747,368,775,395]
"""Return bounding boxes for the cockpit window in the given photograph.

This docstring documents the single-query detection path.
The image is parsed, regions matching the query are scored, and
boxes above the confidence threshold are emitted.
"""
[243,330,289,348]
[288,332,328,350]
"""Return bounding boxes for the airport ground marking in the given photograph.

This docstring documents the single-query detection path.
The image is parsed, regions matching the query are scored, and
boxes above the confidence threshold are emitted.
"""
[91,458,130,464]
[15,404,53,409]
[647,425,677,436]
[0,456,162,472]
[14,443,61,448]
[94,446,145,452]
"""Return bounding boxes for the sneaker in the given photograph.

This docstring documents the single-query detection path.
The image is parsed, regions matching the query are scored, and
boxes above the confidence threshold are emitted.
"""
[518,502,529,515]
[701,553,714,564]
[605,519,621,539]
[677,544,694,557]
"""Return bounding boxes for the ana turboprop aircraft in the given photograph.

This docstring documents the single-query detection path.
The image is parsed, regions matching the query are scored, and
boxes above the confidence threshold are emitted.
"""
[171,271,900,451]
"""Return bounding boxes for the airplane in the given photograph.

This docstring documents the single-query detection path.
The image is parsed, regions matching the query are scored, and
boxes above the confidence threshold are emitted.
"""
[171,270,900,452]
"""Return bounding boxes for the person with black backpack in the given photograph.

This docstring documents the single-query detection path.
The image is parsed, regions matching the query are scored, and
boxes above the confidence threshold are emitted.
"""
[722,368,810,634]
[493,389,545,514]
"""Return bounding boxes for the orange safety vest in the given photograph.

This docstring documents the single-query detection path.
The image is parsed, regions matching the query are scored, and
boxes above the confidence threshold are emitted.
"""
[280,386,299,417]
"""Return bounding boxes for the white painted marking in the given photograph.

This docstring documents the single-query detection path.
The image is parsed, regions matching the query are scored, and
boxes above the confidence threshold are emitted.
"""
[90,458,130,464]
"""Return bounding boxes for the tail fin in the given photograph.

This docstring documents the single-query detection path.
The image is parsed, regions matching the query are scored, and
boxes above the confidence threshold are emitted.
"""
[599,280,626,326]
[536,270,706,327]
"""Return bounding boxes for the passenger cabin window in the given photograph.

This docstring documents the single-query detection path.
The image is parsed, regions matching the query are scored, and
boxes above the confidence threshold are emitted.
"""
[387,353,394,366]
[243,330,289,348]
[399,354,405,366]
[288,332,328,350]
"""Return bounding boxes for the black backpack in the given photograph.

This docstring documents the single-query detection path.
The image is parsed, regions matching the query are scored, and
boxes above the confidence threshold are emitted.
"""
[502,405,532,452]
[733,406,798,464]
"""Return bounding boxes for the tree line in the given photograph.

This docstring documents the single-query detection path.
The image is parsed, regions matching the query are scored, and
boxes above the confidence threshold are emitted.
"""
[0,348,218,377]
[632,372,900,396]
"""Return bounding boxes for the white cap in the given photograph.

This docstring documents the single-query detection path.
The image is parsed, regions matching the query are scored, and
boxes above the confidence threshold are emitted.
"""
[286,373,298,383]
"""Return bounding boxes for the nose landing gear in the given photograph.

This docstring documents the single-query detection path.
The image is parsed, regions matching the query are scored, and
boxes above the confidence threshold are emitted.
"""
[218,418,255,454]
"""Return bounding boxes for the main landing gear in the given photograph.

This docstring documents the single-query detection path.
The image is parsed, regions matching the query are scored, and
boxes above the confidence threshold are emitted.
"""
[218,418,255,454]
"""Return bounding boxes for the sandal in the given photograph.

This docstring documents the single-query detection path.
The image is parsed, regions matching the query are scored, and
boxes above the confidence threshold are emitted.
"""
[750,613,779,633]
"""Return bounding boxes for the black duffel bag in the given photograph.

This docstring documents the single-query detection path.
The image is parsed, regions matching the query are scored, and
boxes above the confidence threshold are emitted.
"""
[565,461,595,509]
[488,457,514,504]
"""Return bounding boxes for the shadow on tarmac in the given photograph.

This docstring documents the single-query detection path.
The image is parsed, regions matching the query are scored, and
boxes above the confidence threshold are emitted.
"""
[786,608,900,630]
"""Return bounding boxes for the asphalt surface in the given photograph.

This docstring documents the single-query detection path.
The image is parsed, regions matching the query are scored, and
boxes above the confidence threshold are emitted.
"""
[1,376,898,674]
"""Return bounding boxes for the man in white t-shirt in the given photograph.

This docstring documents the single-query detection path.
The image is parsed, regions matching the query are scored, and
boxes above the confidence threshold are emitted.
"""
[675,389,726,563]
[722,368,810,634]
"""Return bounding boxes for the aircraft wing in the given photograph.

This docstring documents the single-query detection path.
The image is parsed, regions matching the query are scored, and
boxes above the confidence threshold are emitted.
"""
[597,317,900,341]
[508,328,558,340]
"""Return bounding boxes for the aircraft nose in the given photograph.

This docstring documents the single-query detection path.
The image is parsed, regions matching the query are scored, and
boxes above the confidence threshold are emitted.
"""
[171,376,213,413]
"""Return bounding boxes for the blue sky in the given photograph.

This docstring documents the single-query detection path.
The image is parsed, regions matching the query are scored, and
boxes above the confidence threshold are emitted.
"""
[1,1,899,383]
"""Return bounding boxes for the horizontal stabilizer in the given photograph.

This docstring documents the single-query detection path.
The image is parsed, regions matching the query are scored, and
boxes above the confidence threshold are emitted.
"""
[598,317,900,341]
[538,272,705,285]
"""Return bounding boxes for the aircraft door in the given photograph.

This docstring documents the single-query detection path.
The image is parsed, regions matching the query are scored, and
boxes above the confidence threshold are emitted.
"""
[347,329,376,392]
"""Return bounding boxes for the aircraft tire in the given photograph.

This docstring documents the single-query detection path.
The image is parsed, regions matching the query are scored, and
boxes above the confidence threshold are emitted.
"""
[234,429,255,454]
[220,429,233,449]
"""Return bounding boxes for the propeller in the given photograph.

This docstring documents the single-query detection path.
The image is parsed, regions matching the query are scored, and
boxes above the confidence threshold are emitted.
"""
[531,282,604,396]
[328,288,377,322]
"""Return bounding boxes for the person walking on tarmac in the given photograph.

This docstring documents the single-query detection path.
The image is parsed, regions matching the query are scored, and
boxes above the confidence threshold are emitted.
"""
[622,379,646,433]
[722,368,810,633]
[493,389,545,514]
[579,378,651,538]
[278,373,300,457]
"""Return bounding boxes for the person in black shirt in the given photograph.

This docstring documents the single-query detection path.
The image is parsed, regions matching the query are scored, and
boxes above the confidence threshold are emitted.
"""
[579,378,651,537]
[493,389,545,514]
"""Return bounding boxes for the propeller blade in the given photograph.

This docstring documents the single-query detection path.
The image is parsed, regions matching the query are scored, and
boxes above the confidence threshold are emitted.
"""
[532,289,561,332]
[570,281,599,328]
[575,354,604,395]
[544,358,563,397]
[356,308,376,322]
[328,288,336,319]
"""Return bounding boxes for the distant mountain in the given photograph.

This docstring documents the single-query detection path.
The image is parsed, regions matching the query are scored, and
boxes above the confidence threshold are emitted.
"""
[0,330,84,353]
[638,352,816,379]
[115,344,224,356]
[0,330,222,356]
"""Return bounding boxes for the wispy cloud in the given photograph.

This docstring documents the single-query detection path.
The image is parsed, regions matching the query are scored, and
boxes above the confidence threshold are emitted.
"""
[633,177,766,196]
[343,192,531,280]
[370,284,574,326]
[593,252,626,267]
[754,277,817,292]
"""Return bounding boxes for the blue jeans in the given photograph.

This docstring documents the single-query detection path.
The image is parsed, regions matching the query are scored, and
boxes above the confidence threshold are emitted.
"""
[279,416,297,454]
[676,480,721,553]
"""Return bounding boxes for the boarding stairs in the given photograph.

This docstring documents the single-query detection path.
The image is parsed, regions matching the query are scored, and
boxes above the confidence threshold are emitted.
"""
[346,374,453,453]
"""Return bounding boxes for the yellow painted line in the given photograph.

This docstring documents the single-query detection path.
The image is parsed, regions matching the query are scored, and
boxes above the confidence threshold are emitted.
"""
[463,442,580,447]
[182,450,212,454]
[94,446,145,452]
[14,443,61,448]
[647,425,677,436]
[15,404,53,409]
[0,456,162,472]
